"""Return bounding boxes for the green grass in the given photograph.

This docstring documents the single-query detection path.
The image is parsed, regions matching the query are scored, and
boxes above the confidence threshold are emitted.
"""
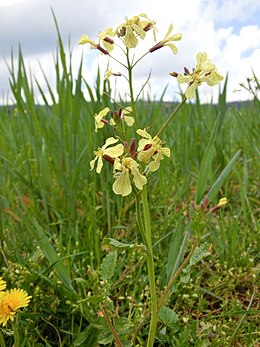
[0,32,259,346]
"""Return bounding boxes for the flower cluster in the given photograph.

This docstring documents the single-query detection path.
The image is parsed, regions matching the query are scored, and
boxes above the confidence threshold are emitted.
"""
[170,52,224,99]
[0,277,31,326]
[91,124,170,196]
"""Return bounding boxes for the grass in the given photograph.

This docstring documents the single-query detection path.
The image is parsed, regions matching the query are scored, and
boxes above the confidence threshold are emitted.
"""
[0,30,259,346]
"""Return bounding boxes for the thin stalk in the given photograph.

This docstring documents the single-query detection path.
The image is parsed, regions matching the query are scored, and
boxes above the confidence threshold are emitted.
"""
[102,304,123,347]
[12,322,19,347]
[156,96,187,137]
[134,191,148,248]
[158,238,199,309]
[126,49,139,128]
[141,186,157,346]
[0,331,6,347]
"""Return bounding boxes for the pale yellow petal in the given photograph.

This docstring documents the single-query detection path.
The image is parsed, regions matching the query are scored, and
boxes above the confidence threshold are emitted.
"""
[125,27,138,48]
[103,137,119,149]
[113,171,132,196]
[105,144,124,158]
[96,156,103,174]
[131,166,147,190]
[124,115,135,126]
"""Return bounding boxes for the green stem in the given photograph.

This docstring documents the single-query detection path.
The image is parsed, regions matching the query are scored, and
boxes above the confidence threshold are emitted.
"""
[134,190,148,248]
[126,49,139,128]
[158,238,199,309]
[156,96,187,137]
[12,321,19,347]
[141,186,157,347]
[0,331,6,347]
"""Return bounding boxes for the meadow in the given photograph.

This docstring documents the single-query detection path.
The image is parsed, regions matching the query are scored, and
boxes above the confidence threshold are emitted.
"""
[0,23,259,347]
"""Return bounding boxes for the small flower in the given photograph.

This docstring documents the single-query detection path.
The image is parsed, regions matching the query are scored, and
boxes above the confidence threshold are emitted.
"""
[121,107,135,126]
[150,24,182,53]
[217,197,228,207]
[116,15,147,48]
[78,34,109,55]
[94,107,111,132]
[104,69,122,80]
[98,27,115,53]
[210,197,228,213]
[113,157,147,196]
[0,289,31,326]
[0,278,6,292]
[137,129,171,172]
[176,52,224,99]
[90,137,124,173]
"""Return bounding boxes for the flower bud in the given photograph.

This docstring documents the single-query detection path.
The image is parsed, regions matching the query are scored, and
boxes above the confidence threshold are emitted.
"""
[96,44,109,55]
[169,71,178,78]
[102,154,115,165]
[129,138,136,156]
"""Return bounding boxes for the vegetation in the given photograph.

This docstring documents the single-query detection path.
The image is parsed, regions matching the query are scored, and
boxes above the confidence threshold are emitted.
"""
[0,18,259,347]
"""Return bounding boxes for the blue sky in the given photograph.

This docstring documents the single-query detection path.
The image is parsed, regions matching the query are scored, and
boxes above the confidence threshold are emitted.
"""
[0,0,260,104]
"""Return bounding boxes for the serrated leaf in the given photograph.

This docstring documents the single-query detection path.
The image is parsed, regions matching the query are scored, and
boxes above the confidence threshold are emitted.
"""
[115,317,131,335]
[103,238,135,250]
[100,251,117,281]
[159,306,179,329]
[97,328,114,344]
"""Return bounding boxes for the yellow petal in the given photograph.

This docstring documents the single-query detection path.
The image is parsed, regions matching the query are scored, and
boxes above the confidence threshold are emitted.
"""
[131,166,147,190]
[125,27,138,48]
[113,170,132,196]
[105,144,124,158]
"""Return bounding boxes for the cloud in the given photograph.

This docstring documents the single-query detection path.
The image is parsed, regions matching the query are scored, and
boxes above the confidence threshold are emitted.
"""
[0,0,260,104]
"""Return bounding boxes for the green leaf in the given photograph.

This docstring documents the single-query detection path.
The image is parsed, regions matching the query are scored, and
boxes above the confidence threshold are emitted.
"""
[97,328,114,345]
[100,251,117,281]
[103,238,135,250]
[114,317,131,335]
[207,149,241,203]
[195,112,223,204]
[159,306,179,329]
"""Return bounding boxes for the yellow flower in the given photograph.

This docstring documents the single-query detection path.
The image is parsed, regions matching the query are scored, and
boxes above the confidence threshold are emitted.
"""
[94,107,111,132]
[98,27,115,53]
[113,157,147,196]
[116,15,147,48]
[137,129,170,172]
[0,289,31,326]
[177,52,224,99]
[0,277,6,292]
[121,107,135,126]
[90,137,124,173]
[150,24,182,53]
[78,34,109,55]
[217,197,228,207]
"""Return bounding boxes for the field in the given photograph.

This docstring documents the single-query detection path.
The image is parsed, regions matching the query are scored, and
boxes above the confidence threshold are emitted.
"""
[0,31,259,346]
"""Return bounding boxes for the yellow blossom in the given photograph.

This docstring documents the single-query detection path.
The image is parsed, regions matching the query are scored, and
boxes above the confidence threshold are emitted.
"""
[150,24,182,53]
[122,107,135,126]
[217,197,228,207]
[90,137,124,173]
[0,277,6,292]
[98,27,115,52]
[94,107,111,132]
[177,52,224,99]
[137,129,171,172]
[0,288,31,326]
[113,157,147,196]
[116,15,148,48]
[78,34,109,55]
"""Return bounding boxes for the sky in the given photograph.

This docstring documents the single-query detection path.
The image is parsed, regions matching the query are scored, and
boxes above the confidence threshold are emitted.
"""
[0,0,260,104]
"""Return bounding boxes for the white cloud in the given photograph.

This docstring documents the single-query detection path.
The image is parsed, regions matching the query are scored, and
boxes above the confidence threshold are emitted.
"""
[0,0,260,104]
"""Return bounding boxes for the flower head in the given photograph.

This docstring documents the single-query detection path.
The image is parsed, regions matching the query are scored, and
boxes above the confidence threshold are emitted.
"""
[150,24,182,53]
[94,107,114,132]
[0,288,31,326]
[90,137,124,173]
[116,14,151,48]
[113,157,147,196]
[137,129,171,172]
[0,278,6,292]
[98,27,115,53]
[176,52,224,99]
[78,34,109,55]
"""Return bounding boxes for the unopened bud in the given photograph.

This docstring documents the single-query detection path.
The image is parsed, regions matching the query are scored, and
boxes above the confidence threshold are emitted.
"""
[129,138,136,156]
[143,22,153,32]
[184,67,190,75]
[200,196,209,210]
[169,71,178,78]
[102,154,115,165]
